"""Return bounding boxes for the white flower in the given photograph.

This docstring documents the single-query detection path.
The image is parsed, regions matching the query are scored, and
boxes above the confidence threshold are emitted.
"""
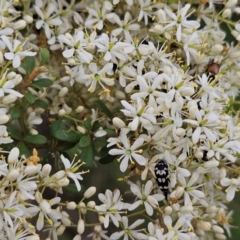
[27,192,62,231]
[77,62,114,93]
[0,191,25,229]
[61,154,83,191]
[2,35,36,68]
[183,31,201,65]
[108,12,140,41]
[58,31,93,63]
[121,98,156,131]
[0,125,13,144]
[0,70,23,98]
[164,215,191,240]
[110,216,145,240]
[95,189,125,228]
[34,2,63,39]
[85,1,113,30]
[220,177,240,202]
[87,225,110,240]
[164,4,200,42]
[109,133,146,172]
[128,180,164,216]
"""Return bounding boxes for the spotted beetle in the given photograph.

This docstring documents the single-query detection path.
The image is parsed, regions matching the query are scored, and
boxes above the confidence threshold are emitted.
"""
[154,159,170,199]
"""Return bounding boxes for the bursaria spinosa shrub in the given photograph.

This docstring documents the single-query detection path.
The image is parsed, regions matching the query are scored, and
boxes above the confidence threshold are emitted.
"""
[1,0,240,239]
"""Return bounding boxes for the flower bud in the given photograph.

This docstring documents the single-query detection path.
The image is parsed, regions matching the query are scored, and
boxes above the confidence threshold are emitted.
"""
[77,126,86,134]
[157,9,166,22]
[84,187,96,199]
[203,159,219,168]
[79,202,87,214]
[212,225,224,234]
[24,164,41,175]
[62,211,71,226]
[211,44,223,54]
[115,90,125,99]
[175,128,186,137]
[30,128,38,135]
[87,201,96,208]
[164,206,172,215]
[180,205,193,213]
[180,87,194,96]
[3,94,17,104]
[7,169,19,181]
[73,235,81,240]
[206,205,218,213]
[214,233,226,240]
[195,150,203,159]
[8,147,20,163]
[14,20,27,30]
[7,71,16,79]
[222,8,231,18]
[57,225,66,235]
[67,201,77,210]
[153,24,164,34]
[226,0,237,8]
[42,164,52,177]
[67,58,76,65]
[197,220,211,231]
[77,219,85,234]
[58,109,66,116]
[59,87,68,97]
[58,177,70,187]
[0,114,10,124]
[99,215,105,224]
[76,106,84,113]
[175,186,184,198]
[24,15,33,23]
[55,170,65,179]
[229,51,240,59]
[112,117,125,128]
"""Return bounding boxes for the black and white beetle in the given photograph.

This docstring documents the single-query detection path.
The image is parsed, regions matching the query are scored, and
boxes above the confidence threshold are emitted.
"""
[154,159,170,199]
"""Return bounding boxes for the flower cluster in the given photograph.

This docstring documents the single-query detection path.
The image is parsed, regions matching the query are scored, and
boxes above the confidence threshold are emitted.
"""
[1,0,240,239]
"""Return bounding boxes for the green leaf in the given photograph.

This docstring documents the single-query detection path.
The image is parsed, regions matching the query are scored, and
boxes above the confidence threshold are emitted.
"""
[99,154,116,164]
[18,142,31,157]
[99,145,116,164]
[24,92,36,103]
[50,120,66,137]
[83,117,92,130]
[33,99,48,109]
[79,135,91,147]
[39,48,50,66]
[30,78,53,92]
[94,137,107,148]
[80,144,95,166]
[7,125,21,140]
[21,56,35,74]
[9,107,21,119]
[92,120,100,132]
[93,100,113,119]
[55,130,81,143]
[24,134,47,145]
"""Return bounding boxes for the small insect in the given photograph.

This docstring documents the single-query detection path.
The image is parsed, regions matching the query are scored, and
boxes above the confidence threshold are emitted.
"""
[154,159,170,199]
[206,60,221,82]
